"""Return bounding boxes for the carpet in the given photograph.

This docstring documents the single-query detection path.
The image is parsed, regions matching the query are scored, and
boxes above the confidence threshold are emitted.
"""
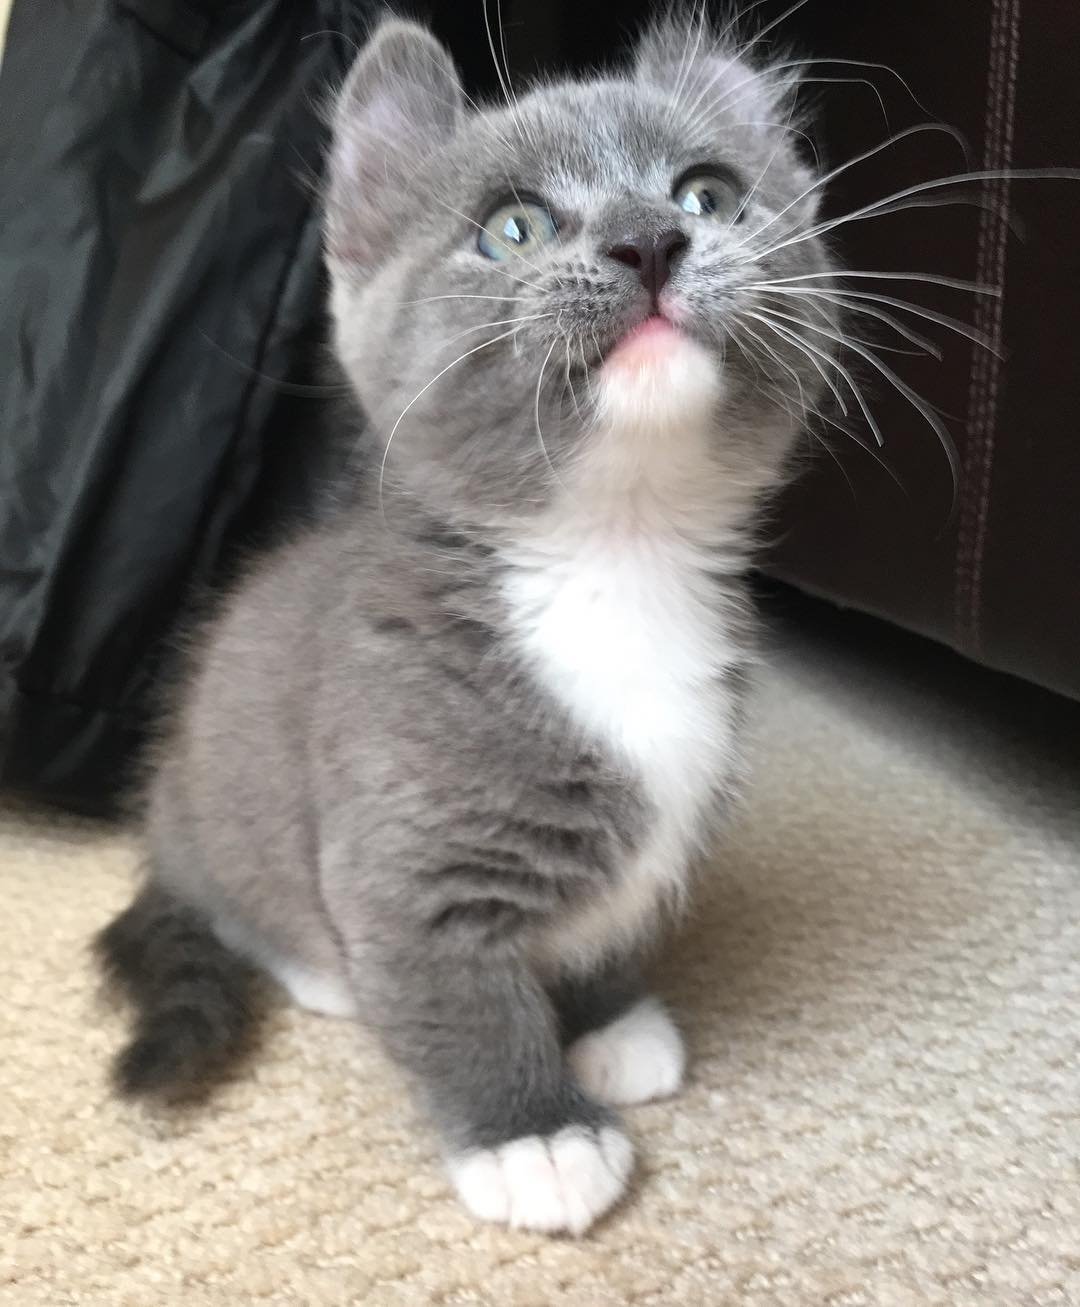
[3,604,1078,1306]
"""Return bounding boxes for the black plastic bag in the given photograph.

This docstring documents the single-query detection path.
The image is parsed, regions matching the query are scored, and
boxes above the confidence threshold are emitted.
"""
[0,0,373,811]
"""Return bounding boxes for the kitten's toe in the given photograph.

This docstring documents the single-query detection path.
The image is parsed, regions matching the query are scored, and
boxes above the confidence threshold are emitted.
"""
[567,997,685,1106]
[448,1125,633,1235]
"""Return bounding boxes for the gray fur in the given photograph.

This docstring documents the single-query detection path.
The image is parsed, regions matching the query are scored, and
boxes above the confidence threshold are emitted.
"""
[100,15,833,1191]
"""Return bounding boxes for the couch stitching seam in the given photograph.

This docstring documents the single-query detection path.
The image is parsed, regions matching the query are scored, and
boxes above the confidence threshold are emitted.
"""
[954,0,1021,655]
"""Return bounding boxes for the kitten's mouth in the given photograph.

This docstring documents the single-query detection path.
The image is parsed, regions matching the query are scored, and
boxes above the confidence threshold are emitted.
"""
[593,312,722,427]
[609,314,679,351]
[563,312,694,379]
[574,313,679,371]
[602,314,686,373]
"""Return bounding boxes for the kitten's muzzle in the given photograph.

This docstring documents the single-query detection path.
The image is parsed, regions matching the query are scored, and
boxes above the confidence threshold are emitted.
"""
[606,229,688,306]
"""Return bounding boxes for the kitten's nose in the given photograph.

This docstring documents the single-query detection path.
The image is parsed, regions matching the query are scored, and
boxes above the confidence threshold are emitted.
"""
[606,229,689,300]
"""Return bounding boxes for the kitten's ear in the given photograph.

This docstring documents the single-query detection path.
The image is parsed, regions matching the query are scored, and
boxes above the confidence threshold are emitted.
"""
[635,20,796,124]
[326,21,464,269]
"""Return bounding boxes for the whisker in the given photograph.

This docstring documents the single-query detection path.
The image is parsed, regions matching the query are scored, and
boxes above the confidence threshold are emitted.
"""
[579,330,600,412]
[399,294,519,307]
[731,324,872,504]
[804,425,861,505]
[692,54,915,137]
[758,306,960,500]
[735,317,812,409]
[300,27,363,56]
[197,330,351,397]
[534,337,568,492]
[562,334,586,423]
[735,120,822,171]
[758,289,941,359]
[779,56,938,120]
[478,261,548,295]
[735,123,971,251]
[427,313,553,357]
[744,319,908,497]
[406,35,515,150]
[665,1,712,133]
[717,0,765,46]
[699,53,951,136]
[749,194,999,263]
[732,0,814,59]
[822,288,998,355]
[761,287,983,363]
[745,269,1001,296]
[741,310,850,417]
[496,0,513,111]
[749,166,1079,264]
[747,309,884,447]
[377,323,524,519]
[457,82,512,150]
[483,0,527,146]
[724,322,768,387]
[696,71,892,138]
[727,92,803,229]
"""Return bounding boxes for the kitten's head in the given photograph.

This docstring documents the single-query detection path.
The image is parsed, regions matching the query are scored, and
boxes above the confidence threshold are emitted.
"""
[326,18,835,530]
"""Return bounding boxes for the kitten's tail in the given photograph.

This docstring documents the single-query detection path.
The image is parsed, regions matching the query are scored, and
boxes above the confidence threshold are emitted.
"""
[96,883,262,1099]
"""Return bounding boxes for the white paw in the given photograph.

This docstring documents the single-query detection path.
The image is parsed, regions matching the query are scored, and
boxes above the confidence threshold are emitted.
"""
[448,1126,633,1235]
[567,998,685,1106]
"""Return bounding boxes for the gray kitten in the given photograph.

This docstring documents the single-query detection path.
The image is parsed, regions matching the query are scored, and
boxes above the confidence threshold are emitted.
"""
[98,16,833,1234]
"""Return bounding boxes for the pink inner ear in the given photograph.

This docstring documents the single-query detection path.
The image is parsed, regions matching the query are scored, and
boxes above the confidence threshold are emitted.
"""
[366,93,420,147]
[330,95,423,265]
[338,98,412,180]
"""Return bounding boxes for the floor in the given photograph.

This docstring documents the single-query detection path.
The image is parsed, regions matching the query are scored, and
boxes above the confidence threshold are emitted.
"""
[3,598,1078,1306]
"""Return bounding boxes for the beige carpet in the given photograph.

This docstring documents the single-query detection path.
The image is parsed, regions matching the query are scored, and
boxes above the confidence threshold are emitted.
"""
[3,608,1079,1306]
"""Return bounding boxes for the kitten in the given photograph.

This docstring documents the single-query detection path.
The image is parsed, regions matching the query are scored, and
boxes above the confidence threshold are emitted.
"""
[97,17,834,1234]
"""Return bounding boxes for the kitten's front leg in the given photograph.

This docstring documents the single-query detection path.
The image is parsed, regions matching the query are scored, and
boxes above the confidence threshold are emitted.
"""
[552,960,686,1107]
[342,926,633,1235]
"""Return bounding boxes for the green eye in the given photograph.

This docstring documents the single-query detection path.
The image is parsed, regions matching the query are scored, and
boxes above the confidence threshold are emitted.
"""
[477,199,558,260]
[673,171,741,221]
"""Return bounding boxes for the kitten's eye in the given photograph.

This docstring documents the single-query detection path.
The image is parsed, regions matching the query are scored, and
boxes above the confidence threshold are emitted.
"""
[673,171,742,222]
[477,199,558,260]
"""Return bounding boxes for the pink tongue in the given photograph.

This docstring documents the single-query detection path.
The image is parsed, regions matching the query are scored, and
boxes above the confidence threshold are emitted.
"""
[606,316,681,368]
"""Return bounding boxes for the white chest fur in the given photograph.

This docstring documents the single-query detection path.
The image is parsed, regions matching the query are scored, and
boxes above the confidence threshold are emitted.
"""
[502,329,753,971]
[503,514,741,970]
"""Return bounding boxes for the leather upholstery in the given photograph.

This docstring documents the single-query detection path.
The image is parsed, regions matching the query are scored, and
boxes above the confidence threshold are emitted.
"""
[764,1,1080,700]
